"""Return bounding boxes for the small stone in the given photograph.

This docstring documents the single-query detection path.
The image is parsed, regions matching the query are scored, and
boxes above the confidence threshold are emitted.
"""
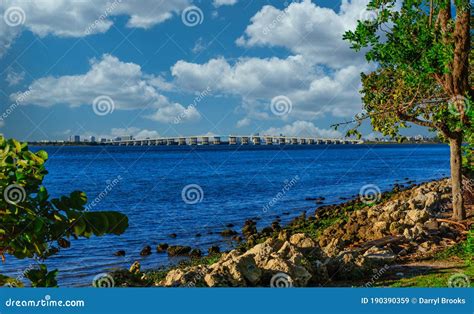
[140,245,152,256]
[423,219,439,231]
[363,246,396,263]
[208,245,220,255]
[260,226,273,236]
[167,245,192,256]
[129,261,141,274]
[157,243,169,253]
[221,229,238,237]
[405,209,429,225]
[114,250,126,257]
[190,248,202,258]
[403,228,413,240]
[232,235,243,242]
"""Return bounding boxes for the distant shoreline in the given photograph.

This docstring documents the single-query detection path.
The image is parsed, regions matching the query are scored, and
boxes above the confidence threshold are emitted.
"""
[28,141,445,147]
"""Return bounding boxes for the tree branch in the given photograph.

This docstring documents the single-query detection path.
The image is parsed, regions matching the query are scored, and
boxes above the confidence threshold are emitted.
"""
[396,112,435,128]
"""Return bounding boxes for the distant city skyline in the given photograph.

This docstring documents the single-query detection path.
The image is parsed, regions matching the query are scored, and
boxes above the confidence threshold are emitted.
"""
[1,0,433,142]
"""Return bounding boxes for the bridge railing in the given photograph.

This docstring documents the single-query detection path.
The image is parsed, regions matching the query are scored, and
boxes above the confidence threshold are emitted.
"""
[107,135,363,146]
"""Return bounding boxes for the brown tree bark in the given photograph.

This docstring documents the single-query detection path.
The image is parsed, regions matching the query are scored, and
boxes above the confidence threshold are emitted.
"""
[448,1,470,221]
[452,5,471,124]
[437,0,454,93]
[449,133,465,221]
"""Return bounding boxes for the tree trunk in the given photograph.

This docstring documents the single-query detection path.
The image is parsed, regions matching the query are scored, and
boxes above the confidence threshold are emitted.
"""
[449,134,465,220]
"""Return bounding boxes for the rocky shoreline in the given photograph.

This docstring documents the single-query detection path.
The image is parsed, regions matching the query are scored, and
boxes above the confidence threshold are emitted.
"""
[112,178,473,287]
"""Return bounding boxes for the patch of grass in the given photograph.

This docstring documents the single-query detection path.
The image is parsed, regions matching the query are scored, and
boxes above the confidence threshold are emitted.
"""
[378,240,473,288]
[144,269,169,284]
[284,216,343,239]
[434,241,467,260]
[387,264,474,287]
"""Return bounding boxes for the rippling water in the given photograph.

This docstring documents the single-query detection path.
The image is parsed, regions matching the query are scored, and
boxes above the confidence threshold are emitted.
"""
[3,144,450,286]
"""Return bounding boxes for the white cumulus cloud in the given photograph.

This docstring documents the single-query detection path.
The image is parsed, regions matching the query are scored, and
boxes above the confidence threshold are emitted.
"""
[171,0,373,123]
[264,121,342,138]
[10,54,200,124]
[0,0,191,57]
[171,55,367,120]
[236,0,369,68]
[213,0,238,7]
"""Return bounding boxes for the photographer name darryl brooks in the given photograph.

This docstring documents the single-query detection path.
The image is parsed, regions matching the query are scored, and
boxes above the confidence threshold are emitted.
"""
[361,297,467,305]
[417,297,466,305]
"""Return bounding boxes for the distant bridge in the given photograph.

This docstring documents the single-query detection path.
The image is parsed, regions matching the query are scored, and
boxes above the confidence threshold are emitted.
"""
[108,135,363,146]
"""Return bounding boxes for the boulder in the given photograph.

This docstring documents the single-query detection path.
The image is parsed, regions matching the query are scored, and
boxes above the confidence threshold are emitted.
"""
[156,243,169,253]
[190,249,202,258]
[271,221,282,232]
[114,250,126,257]
[220,229,238,237]
[423,191,440,211]
[140,245,152,256]
[167,246,192,256]
[232,235,243,242]
[208,245,220,255]
[389,221,403,235]
[242,220,257,238]
[129,261,141,274]
[405,208,429,225]
[423,219,439,231]
[363,246,397,263]
[403,228,413,240]
[208,253,262,286]
[372,221,388,238]
[260,227,274,236]
[323,238,342,257]
[326,252,366,280]
[161,266,208,287]
[289,233,317,249]
[411,223,427,238]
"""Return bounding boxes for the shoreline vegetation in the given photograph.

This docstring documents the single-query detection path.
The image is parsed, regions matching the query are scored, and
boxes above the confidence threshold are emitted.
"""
[111,177,474,288]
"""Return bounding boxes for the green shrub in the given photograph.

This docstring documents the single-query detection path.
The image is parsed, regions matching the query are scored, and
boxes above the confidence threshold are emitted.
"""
[0,136,128,287]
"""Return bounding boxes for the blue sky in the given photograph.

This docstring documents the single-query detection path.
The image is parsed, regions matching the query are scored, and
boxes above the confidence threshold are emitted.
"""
[0,0,429,141]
